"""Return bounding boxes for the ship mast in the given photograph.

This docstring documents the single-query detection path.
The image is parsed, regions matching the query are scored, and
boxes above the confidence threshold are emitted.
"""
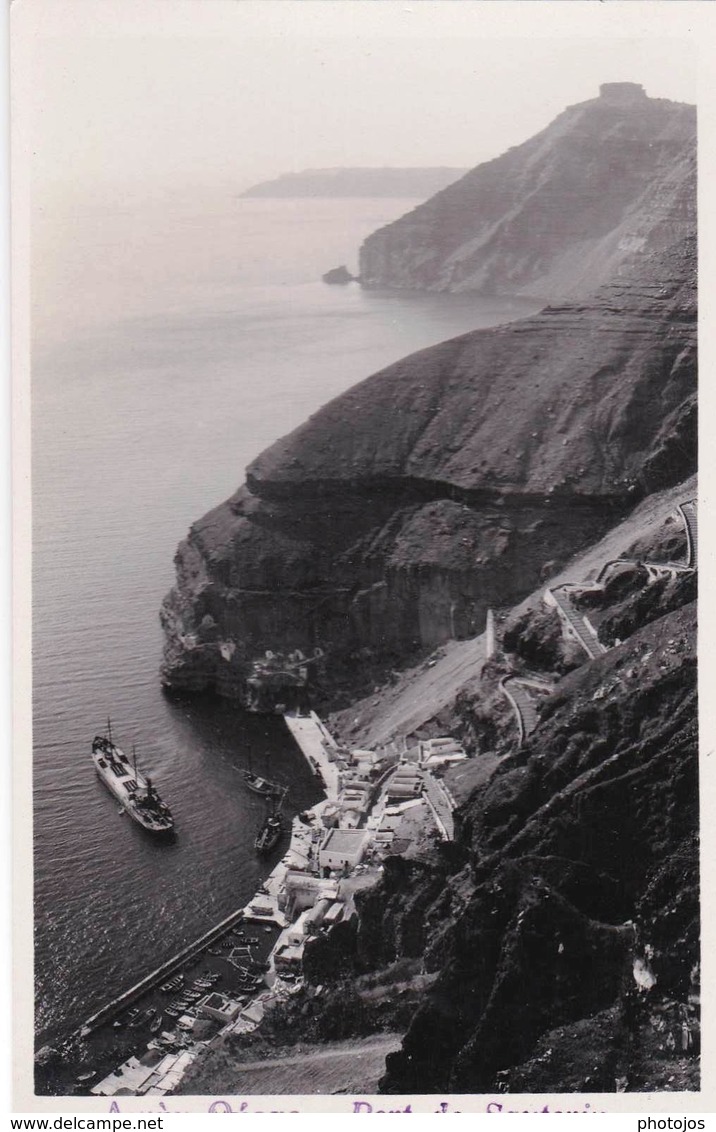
[107,716,113,745]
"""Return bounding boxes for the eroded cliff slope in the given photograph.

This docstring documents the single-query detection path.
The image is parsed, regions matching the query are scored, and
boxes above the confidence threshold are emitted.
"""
[176,492,698,1095]
[161,229,695,700]
[358,84,694,300]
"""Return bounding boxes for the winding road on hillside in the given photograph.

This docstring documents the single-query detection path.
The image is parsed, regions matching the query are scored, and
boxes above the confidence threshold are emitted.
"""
[500,677,551,744]
[184,1033,403,1096]
[351,478,696,749]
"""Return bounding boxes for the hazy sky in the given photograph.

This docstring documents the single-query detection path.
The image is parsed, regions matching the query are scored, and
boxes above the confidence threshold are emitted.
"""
[16,1,701,201]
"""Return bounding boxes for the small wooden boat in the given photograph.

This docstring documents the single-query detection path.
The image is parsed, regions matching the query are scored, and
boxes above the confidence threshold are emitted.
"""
[130,1009,153,1029]
[150,1012,163,1034]
[254,784,288,856]
[243,770,285,799]
[255,812,282,854]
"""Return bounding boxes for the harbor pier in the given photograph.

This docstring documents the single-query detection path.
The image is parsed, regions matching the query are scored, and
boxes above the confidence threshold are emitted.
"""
[283,711,341,799]
[62,707,462,1096]
[75,904,250,1038]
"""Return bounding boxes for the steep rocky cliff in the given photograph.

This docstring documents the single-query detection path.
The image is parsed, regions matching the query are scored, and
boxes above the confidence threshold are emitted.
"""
[161,229,695,699]
[373,606,697,1093]
[177,498,698,1095]
[358,84,694,300]
[160,84,698,1096]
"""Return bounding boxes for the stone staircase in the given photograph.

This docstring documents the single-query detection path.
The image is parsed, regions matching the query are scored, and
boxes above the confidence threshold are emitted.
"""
[545,584,608,660]
[679,500,698,568]
[499,676,550,745]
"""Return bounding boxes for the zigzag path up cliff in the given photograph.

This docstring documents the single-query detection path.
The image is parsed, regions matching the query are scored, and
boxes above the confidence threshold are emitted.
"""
[331,474,696,750]
[160,232,695,703]
[176,484,698,1096]
[373,591,697,1091]
[358,84,694,300]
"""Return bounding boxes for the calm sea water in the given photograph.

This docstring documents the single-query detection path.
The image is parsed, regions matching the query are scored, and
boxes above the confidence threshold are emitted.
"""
[31,190,540,1045]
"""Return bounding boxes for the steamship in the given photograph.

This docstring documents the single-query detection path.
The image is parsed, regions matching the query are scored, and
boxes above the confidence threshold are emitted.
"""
[90,720,175,835]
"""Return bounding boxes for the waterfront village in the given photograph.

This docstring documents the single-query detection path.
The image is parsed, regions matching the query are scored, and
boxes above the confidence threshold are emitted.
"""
[80,712,466,1097]
[35,495,698,1097]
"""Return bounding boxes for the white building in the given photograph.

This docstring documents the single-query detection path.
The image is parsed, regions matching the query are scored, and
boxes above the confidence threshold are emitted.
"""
[198,992,243,1024]
[274,939,306,973]
[318,827,368,871]
[386,767,422,800]
[418,737,467,768]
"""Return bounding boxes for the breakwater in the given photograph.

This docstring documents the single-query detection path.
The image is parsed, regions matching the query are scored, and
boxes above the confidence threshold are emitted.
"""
[75,905,250,1039]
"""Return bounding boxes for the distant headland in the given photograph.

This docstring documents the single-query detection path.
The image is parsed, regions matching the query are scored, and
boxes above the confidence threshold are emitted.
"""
[239,167,468,199]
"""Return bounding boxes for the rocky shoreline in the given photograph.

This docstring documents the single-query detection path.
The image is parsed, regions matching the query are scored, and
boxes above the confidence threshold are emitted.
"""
[160,236,695,709]
[171,484,698,1095]
[157,82,698,1095]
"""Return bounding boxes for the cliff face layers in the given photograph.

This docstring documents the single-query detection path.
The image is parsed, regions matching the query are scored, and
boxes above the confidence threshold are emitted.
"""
[161,227,696,698]
[171,489,698,1095]
[369,593,698,1094]
[160,85,698,1096]
[161,83,695,700]
[359,84,695,300]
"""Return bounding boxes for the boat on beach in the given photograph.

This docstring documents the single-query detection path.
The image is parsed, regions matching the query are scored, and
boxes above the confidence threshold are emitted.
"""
[91,720,174,835]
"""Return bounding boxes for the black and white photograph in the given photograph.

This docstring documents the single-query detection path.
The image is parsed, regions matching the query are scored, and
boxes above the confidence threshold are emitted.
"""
[13,0,706,1111]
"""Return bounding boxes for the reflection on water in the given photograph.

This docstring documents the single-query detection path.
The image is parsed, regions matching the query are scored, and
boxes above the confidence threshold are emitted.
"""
[32,192,542,1043]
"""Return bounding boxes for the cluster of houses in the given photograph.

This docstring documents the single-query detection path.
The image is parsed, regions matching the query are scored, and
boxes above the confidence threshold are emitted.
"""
[92,712,466,1095]
[240,713,465,986]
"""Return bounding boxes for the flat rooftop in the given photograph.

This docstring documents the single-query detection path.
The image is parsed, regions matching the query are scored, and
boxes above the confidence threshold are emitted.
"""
[321,828,367,852]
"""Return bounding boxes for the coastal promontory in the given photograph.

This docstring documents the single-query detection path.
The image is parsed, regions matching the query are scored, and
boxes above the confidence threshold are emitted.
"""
[162,85,695,702]
[160,83,698,1097]
[359,84,695,300]
[240,167,467,199]
[161,223,695,702]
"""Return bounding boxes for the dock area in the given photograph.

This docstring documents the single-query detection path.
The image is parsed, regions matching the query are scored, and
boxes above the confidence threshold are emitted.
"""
[283,711,341,799]
[65,709,463,1099]
[76,903,250,1038]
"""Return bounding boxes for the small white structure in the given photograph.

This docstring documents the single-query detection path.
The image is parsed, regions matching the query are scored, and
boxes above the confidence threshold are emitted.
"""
[418,737,467,767]
[198,991,243,1024]
[274,939,306,973]
[485,608,496,658]
[386,766,423,800]
[92,1056,155,1097]
[245,898,276,918]
[318,827,368,871]
[281,871,339,917]
[323,901,345,927]
[176,1014,214,1038]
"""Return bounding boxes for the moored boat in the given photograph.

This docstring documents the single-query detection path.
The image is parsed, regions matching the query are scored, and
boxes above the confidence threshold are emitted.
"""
[242,770,285,799]
[91,720,174,835]
[254,812,282,855]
